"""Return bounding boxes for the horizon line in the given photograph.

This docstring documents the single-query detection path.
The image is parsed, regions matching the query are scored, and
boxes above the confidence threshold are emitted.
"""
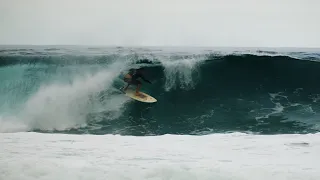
[0,44,320,49]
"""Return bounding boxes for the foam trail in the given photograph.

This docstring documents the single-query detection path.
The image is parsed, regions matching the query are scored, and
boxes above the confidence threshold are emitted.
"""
[0,61,128,132]
[1,132,320,180]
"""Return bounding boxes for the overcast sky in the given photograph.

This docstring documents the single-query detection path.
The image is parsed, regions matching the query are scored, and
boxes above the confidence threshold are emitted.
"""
[1,0,319,47]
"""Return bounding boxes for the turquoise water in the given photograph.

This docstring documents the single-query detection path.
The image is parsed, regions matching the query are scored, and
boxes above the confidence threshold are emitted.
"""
[1,46,320,135]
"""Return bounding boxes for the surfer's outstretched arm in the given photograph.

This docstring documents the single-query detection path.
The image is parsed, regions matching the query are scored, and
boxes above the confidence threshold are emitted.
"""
[140,75,152,84]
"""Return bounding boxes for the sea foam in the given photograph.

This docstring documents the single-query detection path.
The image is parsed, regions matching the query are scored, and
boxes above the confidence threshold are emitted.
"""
[1,132,319,180]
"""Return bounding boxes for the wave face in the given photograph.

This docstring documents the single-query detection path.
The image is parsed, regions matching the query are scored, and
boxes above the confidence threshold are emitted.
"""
[1,46,320,135]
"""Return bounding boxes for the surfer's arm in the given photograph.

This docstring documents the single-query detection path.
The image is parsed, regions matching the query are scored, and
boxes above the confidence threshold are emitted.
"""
[140,75,152,84]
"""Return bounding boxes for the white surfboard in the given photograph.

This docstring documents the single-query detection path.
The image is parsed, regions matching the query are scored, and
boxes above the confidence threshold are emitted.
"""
[124,89,157,103]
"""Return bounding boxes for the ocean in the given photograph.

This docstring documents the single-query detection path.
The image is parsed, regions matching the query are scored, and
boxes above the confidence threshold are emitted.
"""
[1,45,320,180]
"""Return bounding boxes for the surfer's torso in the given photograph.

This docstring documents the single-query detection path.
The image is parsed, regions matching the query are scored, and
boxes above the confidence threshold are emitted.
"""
[123,68,151,84]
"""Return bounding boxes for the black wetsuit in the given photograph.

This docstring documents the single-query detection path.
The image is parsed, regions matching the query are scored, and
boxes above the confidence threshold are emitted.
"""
[124,69,151,85]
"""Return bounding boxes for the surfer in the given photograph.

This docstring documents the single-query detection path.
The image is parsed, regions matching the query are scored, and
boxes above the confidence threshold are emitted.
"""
[121,68,152,97]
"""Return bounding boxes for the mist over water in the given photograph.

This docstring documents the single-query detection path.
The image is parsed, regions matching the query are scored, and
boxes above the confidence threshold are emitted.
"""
[0,59,129,132]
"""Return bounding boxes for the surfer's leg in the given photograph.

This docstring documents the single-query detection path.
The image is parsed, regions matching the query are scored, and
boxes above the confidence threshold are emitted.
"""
[123,83,130,91]
[122,77,131,91]
[135,84,141,95]
[134,80,144,97]
[135,84,145,98]
[125,84,130,90]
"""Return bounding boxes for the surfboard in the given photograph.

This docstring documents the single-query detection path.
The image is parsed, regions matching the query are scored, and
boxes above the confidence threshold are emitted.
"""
[124,89,157,103]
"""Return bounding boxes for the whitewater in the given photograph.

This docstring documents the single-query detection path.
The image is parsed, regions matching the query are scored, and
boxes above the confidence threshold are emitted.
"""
[1,46,320,180]
[1,132,320,180]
